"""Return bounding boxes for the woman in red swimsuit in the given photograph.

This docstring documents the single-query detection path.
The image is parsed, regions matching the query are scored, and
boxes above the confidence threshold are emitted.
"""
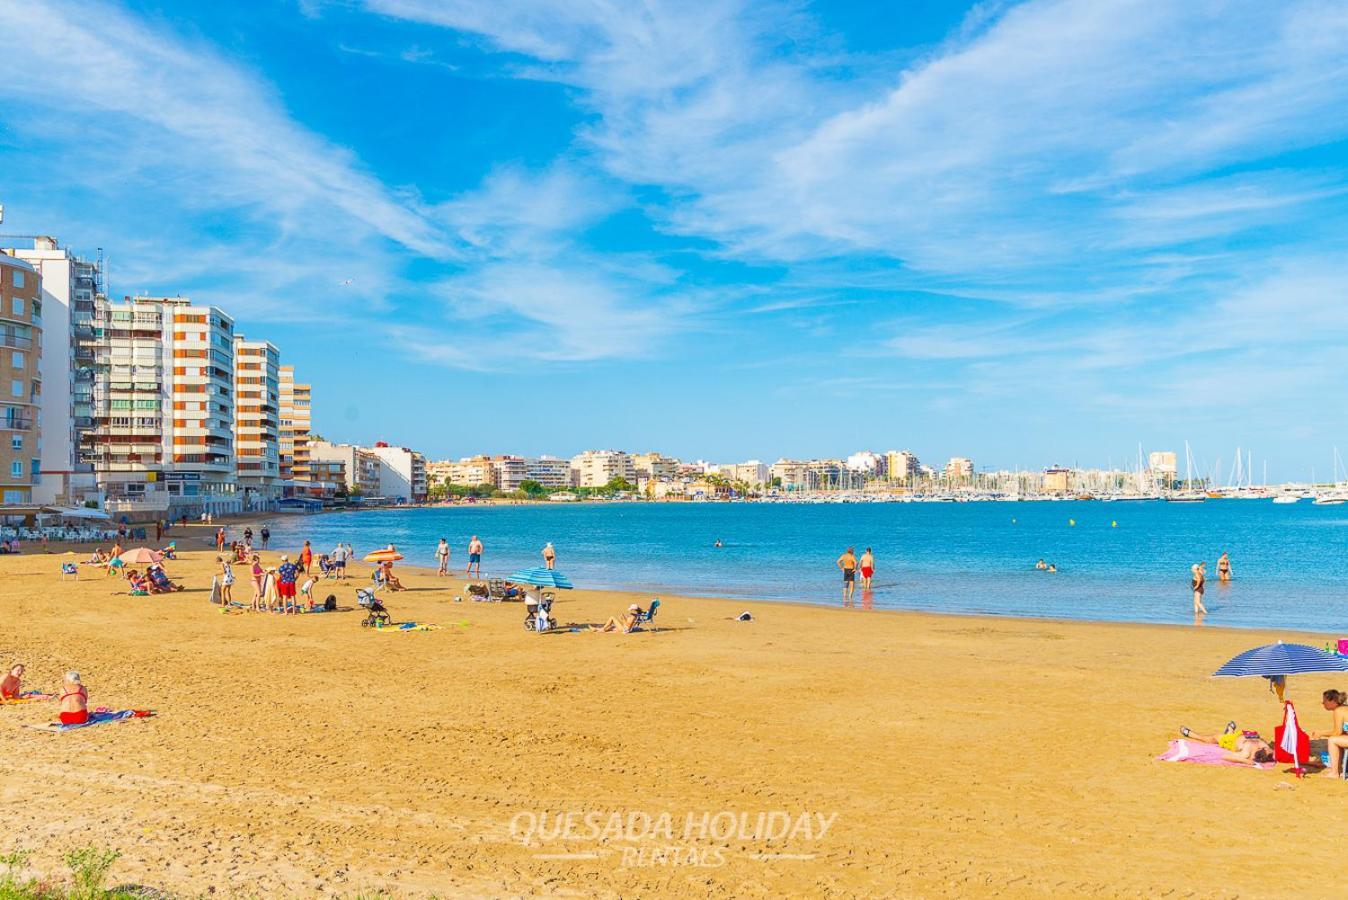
[58,671,88,725]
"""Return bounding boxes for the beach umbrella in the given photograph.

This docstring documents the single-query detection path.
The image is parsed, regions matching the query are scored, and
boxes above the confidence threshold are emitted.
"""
[1213,641,1348,700]
[120,547,162,565]
[364,548,404,563]
[506,567,575,590]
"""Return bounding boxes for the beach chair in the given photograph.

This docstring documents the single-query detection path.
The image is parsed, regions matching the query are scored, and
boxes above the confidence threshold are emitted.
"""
[634,599,661,631]
[487,579,508,602]
[59,562,78,581]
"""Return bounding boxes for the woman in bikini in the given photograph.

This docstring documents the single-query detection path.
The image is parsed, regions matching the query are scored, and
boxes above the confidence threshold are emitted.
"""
[0,664,24,700]
[1217,552,1232,583]
[592,604,643,633]
[1312,689,1348,777]
[250,554,265,611]
[58,671,88,726]
[1191,563,1207,615]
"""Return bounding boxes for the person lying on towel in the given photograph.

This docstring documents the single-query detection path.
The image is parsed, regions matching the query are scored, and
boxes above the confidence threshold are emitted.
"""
[1179,722,1276,766]
[59,671,88,726]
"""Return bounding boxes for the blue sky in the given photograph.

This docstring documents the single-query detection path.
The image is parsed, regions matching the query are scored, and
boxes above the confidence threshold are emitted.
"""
[2,1,1348,479]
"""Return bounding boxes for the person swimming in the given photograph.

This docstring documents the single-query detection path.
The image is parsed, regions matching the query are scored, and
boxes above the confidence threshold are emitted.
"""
[1047,563,1057,573]
[1035,559,1047,570]
[714,539,723,548]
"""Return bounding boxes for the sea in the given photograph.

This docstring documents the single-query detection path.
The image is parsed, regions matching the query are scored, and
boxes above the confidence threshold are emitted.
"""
[254,500,1348,632]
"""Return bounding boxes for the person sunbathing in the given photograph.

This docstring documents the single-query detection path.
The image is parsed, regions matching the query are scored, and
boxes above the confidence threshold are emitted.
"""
[148,565,183,592]
[58,671,88,726]
[1,664,24,700]
[380,560,404,591]
[591,604,643,633]
[1312,688,1348,777]
[83,549,108,566]
[1179,722,1275,766]
[124,569,149,594]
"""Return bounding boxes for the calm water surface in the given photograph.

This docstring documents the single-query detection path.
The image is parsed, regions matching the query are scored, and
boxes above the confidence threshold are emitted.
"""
[256,501,1348,631]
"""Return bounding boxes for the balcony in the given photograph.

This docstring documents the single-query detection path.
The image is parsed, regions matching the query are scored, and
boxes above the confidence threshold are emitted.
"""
[0,418,34,432]
[0,334,33,350]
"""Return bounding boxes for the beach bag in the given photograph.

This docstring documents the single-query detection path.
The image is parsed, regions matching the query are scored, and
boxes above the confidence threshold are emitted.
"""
[324,594,337,611]
[1273,701,1310,765]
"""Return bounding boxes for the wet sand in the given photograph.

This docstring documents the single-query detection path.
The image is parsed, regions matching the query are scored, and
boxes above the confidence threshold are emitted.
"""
[0,544,1341,897]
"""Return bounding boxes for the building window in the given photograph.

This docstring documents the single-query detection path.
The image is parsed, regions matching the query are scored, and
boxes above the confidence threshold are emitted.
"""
[10,297,22,317]
[11,270,23,289]
[9,380,21,399]
[2,489,24,503]
[10,352,21,368]
[9,436,19,451]
[10,461,21,478]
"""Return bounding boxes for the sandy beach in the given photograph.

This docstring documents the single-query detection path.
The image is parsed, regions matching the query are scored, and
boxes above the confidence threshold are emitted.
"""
[0,540,1343,897]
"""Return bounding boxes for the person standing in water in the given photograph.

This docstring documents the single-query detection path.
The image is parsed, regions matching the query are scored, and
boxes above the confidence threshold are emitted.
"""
[1217,552,1232,583]
[466,535,484,578]
[435,538,451,576]
[859,548,875,590]
[542,542,556,570]
[1191,562,1208,616]
[837,547,858,606]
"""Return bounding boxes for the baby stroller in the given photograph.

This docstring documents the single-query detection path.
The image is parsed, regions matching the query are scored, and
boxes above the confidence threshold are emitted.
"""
[357,585,390,628]
[523,590,556,632]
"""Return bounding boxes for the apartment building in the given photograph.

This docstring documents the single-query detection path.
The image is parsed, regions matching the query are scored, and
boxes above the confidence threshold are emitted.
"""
[368,443,428,502]
[233,337,281,510]
[278,365,312,483]
[722,460,769,486]
[525,455,572,488]
[82,297,238,516]
[944,457,974,484]
[491,455,527,491]
[309,440,380,495]
[0,253,42,506]
[439,455,494,487]
[570,450,636,488]
[769,459,810,490]
[3,237,108,505]
[885,450,920,483]
[632,452,679,481]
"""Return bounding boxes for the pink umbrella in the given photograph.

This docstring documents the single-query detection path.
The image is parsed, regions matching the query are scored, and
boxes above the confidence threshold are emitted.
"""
[120,547,162,565]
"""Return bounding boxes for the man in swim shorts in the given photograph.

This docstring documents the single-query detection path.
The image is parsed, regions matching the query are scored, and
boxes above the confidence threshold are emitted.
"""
[859,547,875,590]
[276,555,300,613]
[837,547,857,606]
[466,535,484,577]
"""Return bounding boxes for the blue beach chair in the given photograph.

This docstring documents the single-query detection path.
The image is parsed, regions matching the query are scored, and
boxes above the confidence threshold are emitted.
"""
[634,598,661,631]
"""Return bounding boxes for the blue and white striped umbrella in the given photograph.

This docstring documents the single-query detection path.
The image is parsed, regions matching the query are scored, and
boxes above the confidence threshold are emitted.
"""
[1212,642,1348,678]
[507,567,575,590]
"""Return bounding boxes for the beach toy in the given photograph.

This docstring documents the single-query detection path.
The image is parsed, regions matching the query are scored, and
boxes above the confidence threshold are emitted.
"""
[1111,521,1117,528]
[1069,519,1076,526]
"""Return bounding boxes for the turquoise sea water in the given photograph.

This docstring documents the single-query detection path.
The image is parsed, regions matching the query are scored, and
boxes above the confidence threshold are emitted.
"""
[254,501,1348,631]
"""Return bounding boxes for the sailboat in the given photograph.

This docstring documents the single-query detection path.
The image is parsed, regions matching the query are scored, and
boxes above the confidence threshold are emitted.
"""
[1313,448,1348,505]
[1166,441,1206,502]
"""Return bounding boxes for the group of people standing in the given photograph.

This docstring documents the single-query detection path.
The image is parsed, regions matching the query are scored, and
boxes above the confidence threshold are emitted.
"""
[432,536,557,578]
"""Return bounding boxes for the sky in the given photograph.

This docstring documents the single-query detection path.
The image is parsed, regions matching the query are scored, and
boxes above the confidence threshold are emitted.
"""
[1,1,1347,479]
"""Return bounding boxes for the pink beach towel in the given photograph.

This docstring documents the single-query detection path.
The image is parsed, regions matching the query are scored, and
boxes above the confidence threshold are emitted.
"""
[1157,739,1274,768]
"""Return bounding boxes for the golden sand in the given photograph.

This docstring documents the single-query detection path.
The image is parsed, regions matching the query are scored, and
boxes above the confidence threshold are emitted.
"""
[0,537,1342,897]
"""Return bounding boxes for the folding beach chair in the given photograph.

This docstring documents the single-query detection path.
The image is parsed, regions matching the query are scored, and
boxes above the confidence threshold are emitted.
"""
[634,598,661,631]
[59,562,78,581]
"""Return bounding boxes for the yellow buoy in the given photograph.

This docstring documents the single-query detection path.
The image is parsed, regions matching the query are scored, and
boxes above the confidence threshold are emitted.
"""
[1111,520,1117,528]
[1069,519,1076,526]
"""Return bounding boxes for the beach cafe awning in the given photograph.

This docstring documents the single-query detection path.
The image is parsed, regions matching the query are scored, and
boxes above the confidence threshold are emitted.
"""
[43,506,111,520]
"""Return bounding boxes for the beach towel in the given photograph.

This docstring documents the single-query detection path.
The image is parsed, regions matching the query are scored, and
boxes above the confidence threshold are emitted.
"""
[1,691,55,705]
[375,621,442,632]
[1157,739,1275,768]
[24,709,152,733]
[1275,701,1311,769]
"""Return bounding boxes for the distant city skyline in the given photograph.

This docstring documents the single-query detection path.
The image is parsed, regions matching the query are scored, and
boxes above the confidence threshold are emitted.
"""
[3,2,1347,480]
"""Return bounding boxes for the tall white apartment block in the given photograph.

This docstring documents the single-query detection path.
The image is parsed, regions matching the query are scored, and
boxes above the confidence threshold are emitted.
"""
[233,336,281,509]
[4,236,106,504]
[86,297,238,516]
